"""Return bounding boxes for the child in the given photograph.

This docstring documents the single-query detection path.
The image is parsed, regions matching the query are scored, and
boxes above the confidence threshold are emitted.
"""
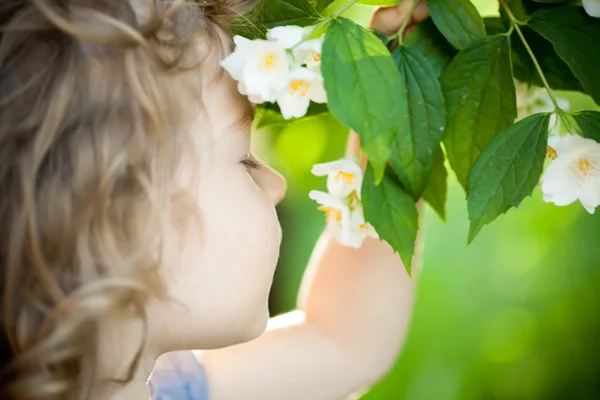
[0,1,429,399]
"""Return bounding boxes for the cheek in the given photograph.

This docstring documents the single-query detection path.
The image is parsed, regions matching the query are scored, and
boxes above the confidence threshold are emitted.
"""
[199,166,282,293]
[154,164,281,348]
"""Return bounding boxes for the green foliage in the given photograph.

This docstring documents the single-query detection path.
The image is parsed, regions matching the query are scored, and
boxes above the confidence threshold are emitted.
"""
[322,17,405,182]
[441,35,517,189]
[390,46,446,199]
[428,0,486,50]
[573,111,600,142]
[499,0,543,24]
[422,147,448,221]
[256,103,330,129]
[242,0,600,248]
[362,167,419,275]
[528,6,600,104]
[404,19,457,78]
[262,0,321,27]
[467,114,550,242]
[315,0,336,13]
[357,0,402,5]
[484,18,584,93]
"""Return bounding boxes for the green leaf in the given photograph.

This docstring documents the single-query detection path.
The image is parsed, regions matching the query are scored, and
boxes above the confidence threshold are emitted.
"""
[357,0,401,5]
[441,35,517,189]
[230,0,320,39]
[485,19,585,93]
[322,18,405,181]
[528,6,600,104]
[390,46,446,198]
[533,0,569,3]
[404,18,457,78]
[499,0,541,26]
[428,0,486,50]
[315,0,336,13]
[362,166,419,275]
[372,29,396,48]
[262,0,321,28]
[573,111,600,142]
[255,103,330,129]
[484,17,583,92]
[422,147,448,221]
[467,114,550,242]
[484,17,507,35]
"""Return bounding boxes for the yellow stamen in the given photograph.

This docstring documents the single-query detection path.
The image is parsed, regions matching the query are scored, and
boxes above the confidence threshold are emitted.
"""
[570,157,598,183]
[546,146,558,160]
[311,51,321,63]
[262,53,276,69]
[289,80,311,97]
[317,206,342,223]
[335,171,355,184]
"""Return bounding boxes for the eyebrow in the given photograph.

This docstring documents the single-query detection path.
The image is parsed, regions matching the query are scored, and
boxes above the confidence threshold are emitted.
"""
[232,101,257,131]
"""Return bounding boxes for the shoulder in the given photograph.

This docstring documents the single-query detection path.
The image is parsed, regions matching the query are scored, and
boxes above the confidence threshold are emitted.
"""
[147,351,209,400]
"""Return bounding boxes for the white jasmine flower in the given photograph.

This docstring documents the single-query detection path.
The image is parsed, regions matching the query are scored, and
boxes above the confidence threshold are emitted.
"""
[309,190,353,245]
[311,158,362,198]
[309,191,376,248]
[541,134,600,214]
[266,26,307,49]
[583,0,600,17]
[276,67,326,119]
[348,208,378,248]
[293,36,323,72]
[220,36,251,81]
[221,36,290,103]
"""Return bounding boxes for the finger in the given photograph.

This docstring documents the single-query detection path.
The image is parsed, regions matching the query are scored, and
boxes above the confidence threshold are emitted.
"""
[370,1,412,34]
[345,132,368,171]
[345,131,361,157]
[412,0,429,24]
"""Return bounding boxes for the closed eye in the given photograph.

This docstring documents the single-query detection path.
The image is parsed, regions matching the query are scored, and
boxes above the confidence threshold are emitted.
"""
[242,152,266,170]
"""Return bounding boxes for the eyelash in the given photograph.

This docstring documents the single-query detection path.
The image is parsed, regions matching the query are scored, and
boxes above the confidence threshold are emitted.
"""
[242,153,265,170]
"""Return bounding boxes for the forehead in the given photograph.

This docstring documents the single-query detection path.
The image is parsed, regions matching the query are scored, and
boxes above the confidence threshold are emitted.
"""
[195,40,254,135]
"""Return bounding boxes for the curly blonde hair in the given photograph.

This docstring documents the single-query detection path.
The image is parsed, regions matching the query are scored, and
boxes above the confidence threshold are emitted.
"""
[0,0,252,398]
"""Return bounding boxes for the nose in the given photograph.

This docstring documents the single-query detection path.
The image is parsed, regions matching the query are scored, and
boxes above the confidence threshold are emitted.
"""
[252,165,287,205]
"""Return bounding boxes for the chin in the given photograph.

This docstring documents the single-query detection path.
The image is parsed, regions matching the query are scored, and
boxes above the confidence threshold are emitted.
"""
[201,303,270,349]
[229,303,270,345]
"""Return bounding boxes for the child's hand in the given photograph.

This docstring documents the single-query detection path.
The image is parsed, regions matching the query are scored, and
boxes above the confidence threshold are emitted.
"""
[370,0,430,37]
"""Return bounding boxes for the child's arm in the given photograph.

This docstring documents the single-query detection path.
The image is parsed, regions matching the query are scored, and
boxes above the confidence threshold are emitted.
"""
[202,228,418,400]
[201,3,429,399]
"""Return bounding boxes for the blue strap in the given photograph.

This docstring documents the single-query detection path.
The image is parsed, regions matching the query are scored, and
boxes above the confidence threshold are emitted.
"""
[148,351,209,400]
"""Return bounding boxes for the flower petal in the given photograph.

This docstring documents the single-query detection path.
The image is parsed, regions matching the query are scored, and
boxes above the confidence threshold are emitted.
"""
[583,0,600,17]
[309,77,327,104]
[294,37,323,69]
[311,160,359,176]
[278,89,311,119]
[308,190,345,208]
[578,176,600,213]
[221,51,245,81]
[267,26,306,49]
[233,35,252,48]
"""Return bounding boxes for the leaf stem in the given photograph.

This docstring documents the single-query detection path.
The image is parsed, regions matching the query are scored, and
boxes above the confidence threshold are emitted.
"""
[499,0,561,112]
[397,0,422,45]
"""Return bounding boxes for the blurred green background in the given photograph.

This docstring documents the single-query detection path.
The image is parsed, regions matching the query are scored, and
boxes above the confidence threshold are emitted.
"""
[258,1,600,399]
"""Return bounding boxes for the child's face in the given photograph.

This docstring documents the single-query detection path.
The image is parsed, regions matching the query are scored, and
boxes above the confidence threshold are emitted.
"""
[147,47,287,352]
